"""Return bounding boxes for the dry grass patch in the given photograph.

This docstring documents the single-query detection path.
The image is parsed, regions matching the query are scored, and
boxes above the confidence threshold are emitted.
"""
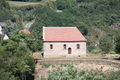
[7,0,56,7]
[33,52,43,60]
[7,1,41,7]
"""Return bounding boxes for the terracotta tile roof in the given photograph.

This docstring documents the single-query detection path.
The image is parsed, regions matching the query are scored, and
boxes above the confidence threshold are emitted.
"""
[21,29,31,34]
[43,27,87,41]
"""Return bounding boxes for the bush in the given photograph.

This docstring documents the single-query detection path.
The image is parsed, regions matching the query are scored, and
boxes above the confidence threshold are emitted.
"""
[105,71,120,80]
[0,69,16,80]
[41,63,52,68]
[99,37,113,53]
[0,32,35,80]
[0,0,10,9]
[48,66,105,80]
[55,0,77,10]
[115,36,120,54]
[48,65,120,80]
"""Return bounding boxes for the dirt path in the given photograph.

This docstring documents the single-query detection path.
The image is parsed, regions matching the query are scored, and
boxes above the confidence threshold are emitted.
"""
[34,63,49,80]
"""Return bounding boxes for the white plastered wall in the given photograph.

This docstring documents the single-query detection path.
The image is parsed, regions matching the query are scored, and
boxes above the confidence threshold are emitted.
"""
[43,41,86,58]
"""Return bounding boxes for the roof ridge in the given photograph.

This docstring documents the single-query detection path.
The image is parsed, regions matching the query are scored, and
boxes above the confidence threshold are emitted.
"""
[44,27,76,28]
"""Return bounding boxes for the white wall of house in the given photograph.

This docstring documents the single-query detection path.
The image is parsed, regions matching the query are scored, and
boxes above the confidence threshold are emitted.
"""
[0,26,3,34]
[44,41,86,58]
[3,34,9,40]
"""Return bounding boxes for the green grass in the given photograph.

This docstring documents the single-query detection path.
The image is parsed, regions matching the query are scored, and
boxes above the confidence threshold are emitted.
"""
[41,63,52,68]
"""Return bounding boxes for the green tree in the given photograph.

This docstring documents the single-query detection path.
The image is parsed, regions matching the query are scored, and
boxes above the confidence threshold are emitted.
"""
[0,0,13,21]
[10,31,42,52]
[115,36,120,54]
[0,32,35,80]
[55,0,77,10]
[0,69,16,80]
[26,39,42,52]
[99,37,113,53]
[0,0,10,9]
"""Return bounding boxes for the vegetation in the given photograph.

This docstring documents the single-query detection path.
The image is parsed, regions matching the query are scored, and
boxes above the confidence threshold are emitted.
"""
[0,2,42,80]
[47,64,120,80]
[115,36,120,54]
[49,68,104,80]
[3,0,120,50]
[41,63,52,68]
[99,37,113,53]
[0,0,120,79]
[29,0,120,54]
[10,31,42,52]
[0,0,13,22]
[0,32,35,80]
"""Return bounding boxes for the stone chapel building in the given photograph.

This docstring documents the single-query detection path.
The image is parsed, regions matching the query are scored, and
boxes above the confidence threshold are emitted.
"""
[43,27,87,58]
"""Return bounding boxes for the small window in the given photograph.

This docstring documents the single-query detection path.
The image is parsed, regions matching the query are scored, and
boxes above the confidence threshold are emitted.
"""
[50,44,53,49]
[63,44,66,49]
[1,26,4,29]
[77,44,80,49]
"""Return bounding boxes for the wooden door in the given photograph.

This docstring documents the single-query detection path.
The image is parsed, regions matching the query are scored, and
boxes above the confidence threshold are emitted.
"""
[68,48,72,54]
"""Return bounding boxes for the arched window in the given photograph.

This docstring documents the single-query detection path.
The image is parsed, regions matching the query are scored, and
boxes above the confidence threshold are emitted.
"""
[77,44,80,49]
[63,44,66,49]
[50,44,53,49]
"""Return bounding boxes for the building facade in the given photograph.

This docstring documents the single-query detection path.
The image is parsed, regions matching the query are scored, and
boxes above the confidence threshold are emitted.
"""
[43,27,87,58]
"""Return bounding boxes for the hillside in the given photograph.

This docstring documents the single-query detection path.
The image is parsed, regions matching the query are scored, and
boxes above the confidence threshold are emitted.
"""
[30,0,120,53]
[0,0,120,80]
[1,0,120,54]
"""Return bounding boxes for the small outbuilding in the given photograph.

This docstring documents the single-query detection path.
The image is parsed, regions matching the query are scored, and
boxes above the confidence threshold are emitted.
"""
[43,27,87,58]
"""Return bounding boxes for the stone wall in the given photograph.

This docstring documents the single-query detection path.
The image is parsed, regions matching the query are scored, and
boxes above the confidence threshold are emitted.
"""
[43,41,86,58]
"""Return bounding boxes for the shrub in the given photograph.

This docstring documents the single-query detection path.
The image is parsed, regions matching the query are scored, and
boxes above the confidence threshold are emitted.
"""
[99,37,113,53]
[48,67,105,80]
[115,36,120,54]
[41,63,52,68]
[105,71,120,80]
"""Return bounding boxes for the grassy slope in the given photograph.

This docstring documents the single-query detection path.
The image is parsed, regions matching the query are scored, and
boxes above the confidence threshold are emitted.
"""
[7,0,120,54]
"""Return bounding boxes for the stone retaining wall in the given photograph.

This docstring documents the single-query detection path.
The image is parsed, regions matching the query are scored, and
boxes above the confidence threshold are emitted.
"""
[37,59,120,65]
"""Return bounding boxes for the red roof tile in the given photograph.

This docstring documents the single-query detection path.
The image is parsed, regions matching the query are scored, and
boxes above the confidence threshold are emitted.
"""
[21,29,31,34]
[43,27,87,41]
